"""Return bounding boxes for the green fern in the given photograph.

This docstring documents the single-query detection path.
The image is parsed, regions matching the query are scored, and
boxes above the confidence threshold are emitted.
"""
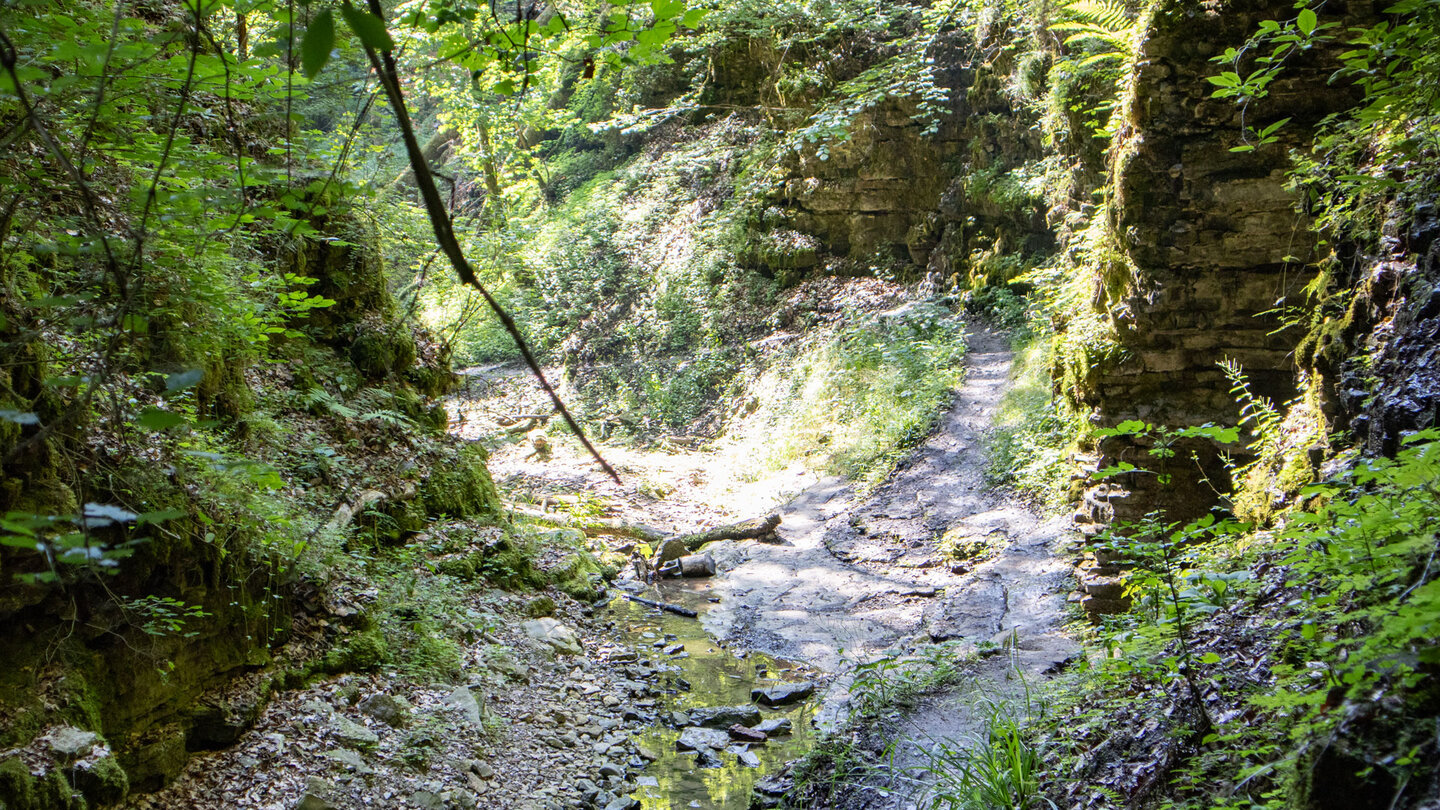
[1219,358,1284,457]
[1050,0,1141,60]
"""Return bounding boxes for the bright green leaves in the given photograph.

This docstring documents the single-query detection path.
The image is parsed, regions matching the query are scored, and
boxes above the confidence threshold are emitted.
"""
[135,407,187,431]
[340,5,395,52]
[681,7,709,29]
[301,8,335,78]
[301,4,393,79]
[1296,7,1318,36]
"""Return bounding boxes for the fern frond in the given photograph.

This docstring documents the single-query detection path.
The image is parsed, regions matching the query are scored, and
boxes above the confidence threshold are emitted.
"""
[1053,0,1134,32]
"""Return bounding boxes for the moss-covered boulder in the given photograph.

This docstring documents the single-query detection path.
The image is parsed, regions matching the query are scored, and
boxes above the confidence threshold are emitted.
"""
[349,327,418,380]
[420,445,500,519]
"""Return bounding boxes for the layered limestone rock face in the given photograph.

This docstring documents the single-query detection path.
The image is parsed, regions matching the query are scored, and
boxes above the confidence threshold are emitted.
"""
[1070,0,1375,614]
[748,30,1049,285]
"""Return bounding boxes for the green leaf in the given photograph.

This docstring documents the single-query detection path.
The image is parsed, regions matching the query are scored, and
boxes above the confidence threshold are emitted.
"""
[0,409,40,426]
[135,407,186,431]
[301,9,335,79]
[340,5,394,52]
[1200,652,1223,664]
[650,0,684,19]
[1296,8,1317,35]
[1258,117,1292,137]
[164,369,204,393]
[138,509,186,526]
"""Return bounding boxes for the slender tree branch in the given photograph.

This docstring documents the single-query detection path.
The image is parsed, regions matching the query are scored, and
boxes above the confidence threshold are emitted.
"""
[353,0,620,483]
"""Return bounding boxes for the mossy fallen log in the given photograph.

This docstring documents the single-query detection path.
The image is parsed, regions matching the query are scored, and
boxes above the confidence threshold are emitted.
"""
[673,513,781,551]
[510,506,668,544]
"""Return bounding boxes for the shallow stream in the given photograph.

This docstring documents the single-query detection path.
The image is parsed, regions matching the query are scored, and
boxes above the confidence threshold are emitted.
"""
[607,581,820,809]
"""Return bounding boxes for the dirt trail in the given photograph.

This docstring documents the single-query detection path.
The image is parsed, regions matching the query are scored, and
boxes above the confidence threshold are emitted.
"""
[481,324,1079,805]
[702,328,1075,671]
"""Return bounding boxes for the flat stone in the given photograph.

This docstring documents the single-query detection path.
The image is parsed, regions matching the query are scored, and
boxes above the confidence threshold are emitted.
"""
[751,682,814,706]
[755,718,792,736]
[523,618,583,656]
[598,762,624,778]
[728,724,766,744]
[446,788,479,810]
[444,687,483,727]
[330,716,378,749]
[47,727,98,758]
[323,749,374,774]
[694,749,724,769]
[737,749,762,768]
[603,797,639,810]
[754,773,793,797]
[295,794,338,810]
[675,727,730,752]
[688,705,762,729]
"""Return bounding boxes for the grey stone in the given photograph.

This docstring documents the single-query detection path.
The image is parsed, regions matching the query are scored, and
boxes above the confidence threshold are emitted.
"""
[602,795,638,810]
[446,788,479,810]
[688,705,762,728]
[330,716,378,749]
[597,761,624,778]
[523,618,583,656]
[47,727,98,758]
[755,718,792,736]
[737,749,762,768]
[675,727,729,752]
[444,686,483,727]
[295,795,338,810]
[409,790,445,810]
[694,749,724,769]
[358,694,411,728]
[295,778,338,810]
[323,748,374,774]
[751,682,814,706]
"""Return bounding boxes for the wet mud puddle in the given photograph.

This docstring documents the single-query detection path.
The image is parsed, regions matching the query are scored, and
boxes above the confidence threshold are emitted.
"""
[607,582,821,809]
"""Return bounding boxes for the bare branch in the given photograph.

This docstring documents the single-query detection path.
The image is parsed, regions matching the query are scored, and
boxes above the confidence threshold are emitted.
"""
[353,0,620,483]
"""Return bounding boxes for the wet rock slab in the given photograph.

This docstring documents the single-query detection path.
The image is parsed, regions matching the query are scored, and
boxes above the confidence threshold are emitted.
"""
[751,682,815,706]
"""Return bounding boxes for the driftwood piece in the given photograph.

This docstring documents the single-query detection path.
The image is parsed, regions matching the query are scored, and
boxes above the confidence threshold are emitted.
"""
[326,484,418,533]
[510,506,668,544]
[503,415,548,435]
[625,594,698,618]
[658,553,717,579]
[673,513,781,552]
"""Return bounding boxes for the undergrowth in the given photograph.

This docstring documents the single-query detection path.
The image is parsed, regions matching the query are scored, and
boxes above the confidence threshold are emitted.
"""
[986,328,1082,507]
[1039,431,1440,809]
[723,303,968,487]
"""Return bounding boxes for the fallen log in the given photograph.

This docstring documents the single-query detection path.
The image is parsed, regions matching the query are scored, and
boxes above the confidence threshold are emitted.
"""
[509,506,668,544]
[503,416,546,435]
[625,594,698,618]
[326,484,418,534]
[672,513,781,552]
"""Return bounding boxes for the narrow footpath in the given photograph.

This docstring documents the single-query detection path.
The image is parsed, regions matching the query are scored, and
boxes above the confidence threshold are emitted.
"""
[487,323,1080,808]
